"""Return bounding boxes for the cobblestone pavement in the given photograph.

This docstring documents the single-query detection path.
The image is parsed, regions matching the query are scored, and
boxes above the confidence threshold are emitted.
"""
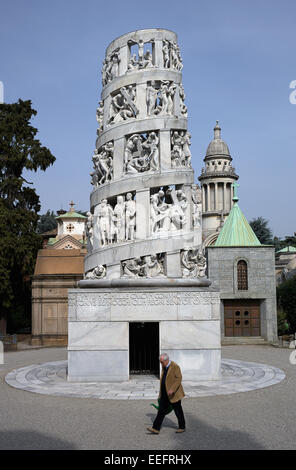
[5,358,285,399]
[0,346,295,450]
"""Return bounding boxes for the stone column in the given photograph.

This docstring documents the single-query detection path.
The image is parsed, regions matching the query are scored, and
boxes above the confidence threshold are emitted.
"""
[208,184,211,211]
[159,129,171,170]
[214,183,218,211]
[113,137,124,180]
[223,182,226,211]
[154,40,164,68]
[135,188,150,240]
[202,185,206,212]
[103,95,111,131]
[119,44,129,76]
[166,251,182,278]
[183,183,192,230]
[136,83,147,119]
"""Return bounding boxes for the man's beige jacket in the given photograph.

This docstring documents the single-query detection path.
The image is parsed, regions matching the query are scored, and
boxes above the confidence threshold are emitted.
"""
[159,361,185,403]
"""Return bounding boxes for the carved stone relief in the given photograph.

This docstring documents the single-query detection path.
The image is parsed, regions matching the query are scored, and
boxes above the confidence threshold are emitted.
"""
[179,84,188,117]
[122,253,165,278]
[171,130,192,168]
[150,187,187,233]
[163,40,183,70]
[181,247,207,278]
[191,184,202,229]
[108,86,139,125]
[90,141,114,187]
[84,265,106,279]
[96,100,104,135]
[146,80,176,116]
[124,132,159,174]
[102,48,120,86]
[127,39,155,72]
[96,193,136,246]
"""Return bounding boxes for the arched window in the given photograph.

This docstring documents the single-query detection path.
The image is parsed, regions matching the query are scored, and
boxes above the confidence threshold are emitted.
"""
[237,260,248,290]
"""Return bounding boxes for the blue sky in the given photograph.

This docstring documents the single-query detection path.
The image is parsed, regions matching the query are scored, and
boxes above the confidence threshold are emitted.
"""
[1,0,295,238]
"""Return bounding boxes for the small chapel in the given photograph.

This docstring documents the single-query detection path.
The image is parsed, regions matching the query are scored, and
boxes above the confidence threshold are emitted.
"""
[199,122,277,345]
[31,203,87,346]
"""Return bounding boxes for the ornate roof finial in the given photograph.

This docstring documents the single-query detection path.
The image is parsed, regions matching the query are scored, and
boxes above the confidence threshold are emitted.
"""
[69,201,75,212]
[232,182,239,203]
[214,120,221,140]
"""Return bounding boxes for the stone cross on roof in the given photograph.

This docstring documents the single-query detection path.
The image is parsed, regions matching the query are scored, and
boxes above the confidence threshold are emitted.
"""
[69,201,75,212]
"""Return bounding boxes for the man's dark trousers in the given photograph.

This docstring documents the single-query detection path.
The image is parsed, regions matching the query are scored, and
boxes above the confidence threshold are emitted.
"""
[153,368,185,431]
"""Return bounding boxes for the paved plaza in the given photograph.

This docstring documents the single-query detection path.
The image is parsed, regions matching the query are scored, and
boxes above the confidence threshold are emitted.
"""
[0,345,295,450]
[5,358,285,399]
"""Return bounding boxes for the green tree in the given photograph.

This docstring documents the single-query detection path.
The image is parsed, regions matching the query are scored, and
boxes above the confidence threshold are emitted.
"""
[37,209,57,234]
[277,275,296,334]
[0,99,55,332]
[249,217,273,245]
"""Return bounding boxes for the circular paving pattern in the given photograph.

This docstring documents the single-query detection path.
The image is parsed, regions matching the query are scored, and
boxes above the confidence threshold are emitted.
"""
[5,359,285,400]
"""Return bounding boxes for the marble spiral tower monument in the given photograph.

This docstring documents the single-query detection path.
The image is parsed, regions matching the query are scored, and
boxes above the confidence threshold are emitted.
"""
[68,29,221,382]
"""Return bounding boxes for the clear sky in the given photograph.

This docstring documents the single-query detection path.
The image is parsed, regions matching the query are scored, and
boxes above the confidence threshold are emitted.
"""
[1,0,295,238]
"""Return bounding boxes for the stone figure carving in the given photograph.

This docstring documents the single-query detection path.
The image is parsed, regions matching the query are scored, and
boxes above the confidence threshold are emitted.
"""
[150,187,187,233]
[97,199,114,246]
[96,100,104,134]
[146,81,159,116]
[91,141,114,187]
[94,193,137,246]
[85,265,106,279]
[102,48,120,86]
[127,40,154,72]
[125,192,136,240]
[108,86,139,124]
[171,131,192,168]
[122,254,164,278]
[162,40,170,68]
[163,40,183,70]
[146,81,176,116]
[196,248,207,277]
[191,184,202,229]
[86,211,94,248]
[179,84,188,117]
[113,195,126,243]
[124,132,159,174]
[181,248,207,278]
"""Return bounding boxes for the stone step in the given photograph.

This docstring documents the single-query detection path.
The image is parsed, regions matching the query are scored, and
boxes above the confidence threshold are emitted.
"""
[222,336,269,345]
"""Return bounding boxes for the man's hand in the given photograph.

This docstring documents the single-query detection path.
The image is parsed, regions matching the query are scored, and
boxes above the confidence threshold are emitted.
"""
[168,389,174,397]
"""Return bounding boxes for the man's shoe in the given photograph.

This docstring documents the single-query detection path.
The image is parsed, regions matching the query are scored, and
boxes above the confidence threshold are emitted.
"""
[147,427,160,434]
[176,428,186,433]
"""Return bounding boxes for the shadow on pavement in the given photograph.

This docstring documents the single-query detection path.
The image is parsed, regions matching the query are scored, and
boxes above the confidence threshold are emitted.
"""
[146,412,264,450]
[0,430,76,450]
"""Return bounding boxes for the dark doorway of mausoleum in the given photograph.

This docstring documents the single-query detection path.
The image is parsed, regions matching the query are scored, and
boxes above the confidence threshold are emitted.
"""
[129,322,159,376]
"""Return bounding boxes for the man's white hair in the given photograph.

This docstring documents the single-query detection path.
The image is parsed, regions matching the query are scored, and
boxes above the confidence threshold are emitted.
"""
[160,353,169,361]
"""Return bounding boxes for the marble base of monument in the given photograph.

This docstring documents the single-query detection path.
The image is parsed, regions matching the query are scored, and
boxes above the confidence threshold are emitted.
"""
[67,279,221,382]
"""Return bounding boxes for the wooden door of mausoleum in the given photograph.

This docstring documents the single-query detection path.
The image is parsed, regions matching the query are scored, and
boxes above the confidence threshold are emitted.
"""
[224,300,261,336]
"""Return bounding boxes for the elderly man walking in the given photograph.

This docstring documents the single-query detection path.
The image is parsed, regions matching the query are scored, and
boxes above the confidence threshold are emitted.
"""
[147,353,186,434]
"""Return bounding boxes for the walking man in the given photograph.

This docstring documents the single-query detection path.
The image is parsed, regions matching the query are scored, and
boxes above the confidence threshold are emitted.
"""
[147,353,186,434]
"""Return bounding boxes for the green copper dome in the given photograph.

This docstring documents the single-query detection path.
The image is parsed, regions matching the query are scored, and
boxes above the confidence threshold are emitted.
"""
[215,183,261,247]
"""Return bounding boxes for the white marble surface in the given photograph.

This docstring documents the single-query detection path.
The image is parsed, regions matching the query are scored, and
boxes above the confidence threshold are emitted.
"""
[160,320,221,349]
[68,321,128,350]
[68,350,129,382]
[162,349,221,380]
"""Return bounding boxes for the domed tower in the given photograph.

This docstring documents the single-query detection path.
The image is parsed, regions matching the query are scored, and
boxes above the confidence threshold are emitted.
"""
[68,29,220,383]
[198,122,239,244]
